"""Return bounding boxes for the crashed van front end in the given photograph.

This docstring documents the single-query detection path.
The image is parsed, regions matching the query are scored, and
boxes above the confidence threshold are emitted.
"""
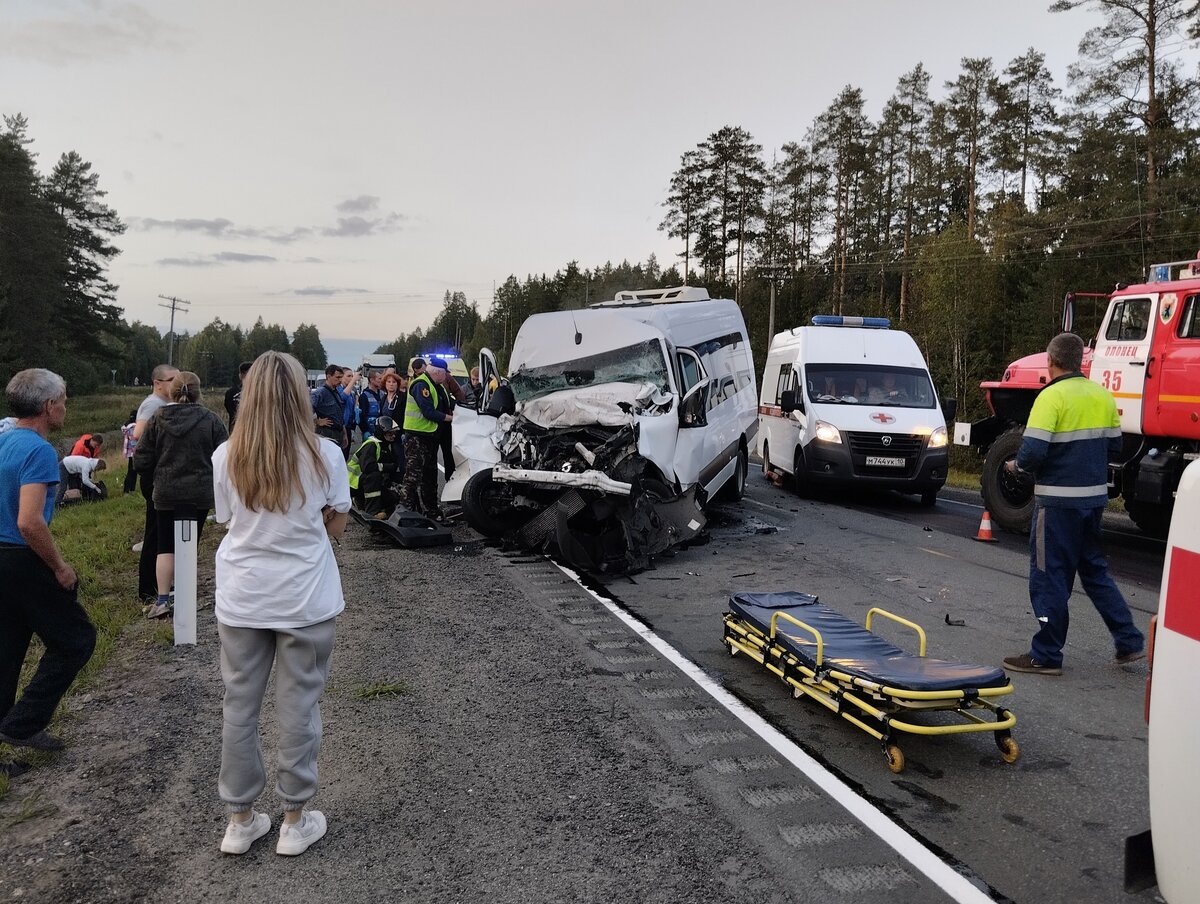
[460,338,706,573]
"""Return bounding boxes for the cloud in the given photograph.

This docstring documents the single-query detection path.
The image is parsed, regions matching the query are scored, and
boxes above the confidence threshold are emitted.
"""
[134,217,234,236]
[156,252,276,267]
[215,251,276,263]
[336,195,380,214]
[293,287,371,296]
[1,2,184,65]
[134,208,404,243]
[320,212,406,238]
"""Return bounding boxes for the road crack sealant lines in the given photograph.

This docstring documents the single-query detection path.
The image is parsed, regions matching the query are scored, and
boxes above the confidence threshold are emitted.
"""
[540,556,1000,904]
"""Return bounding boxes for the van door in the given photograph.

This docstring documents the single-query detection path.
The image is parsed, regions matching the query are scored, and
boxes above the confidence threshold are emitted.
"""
[672,347,711,490]
[1143,292,1200,439]
[1093,294,1157,433]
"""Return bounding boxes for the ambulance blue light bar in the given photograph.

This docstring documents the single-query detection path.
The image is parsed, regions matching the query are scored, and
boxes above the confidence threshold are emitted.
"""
[811,315,891,329]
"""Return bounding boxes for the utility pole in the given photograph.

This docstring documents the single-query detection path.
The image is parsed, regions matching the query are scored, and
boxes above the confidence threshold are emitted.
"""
[157,294,191,366]
[757,264,791,346]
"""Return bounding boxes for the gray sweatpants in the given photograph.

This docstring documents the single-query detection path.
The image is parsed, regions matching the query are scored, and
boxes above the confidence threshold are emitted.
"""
[217,618,336,813]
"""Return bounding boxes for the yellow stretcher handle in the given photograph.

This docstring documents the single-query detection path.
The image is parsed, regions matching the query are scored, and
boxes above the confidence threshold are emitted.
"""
[865,607,927,657]
[770,611,824,666]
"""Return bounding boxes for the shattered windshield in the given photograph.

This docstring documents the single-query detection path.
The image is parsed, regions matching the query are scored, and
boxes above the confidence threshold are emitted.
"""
[509,339,670,402]
[804,364,936,408]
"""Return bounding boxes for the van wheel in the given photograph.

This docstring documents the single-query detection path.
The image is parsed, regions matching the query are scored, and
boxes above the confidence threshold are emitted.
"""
[717,446,748,502]
[792,448,812,498]
[462,469,524,538]
[918,488,938,507]
[761,441,772,476]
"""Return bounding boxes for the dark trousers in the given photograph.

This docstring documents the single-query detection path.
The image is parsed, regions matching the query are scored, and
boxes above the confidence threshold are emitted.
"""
[401,433,440,514]
[438,423,454,481]
[1028,504,1145,667]
[0,547,96,739]
[138,472,158,602]
[123,462,137,494]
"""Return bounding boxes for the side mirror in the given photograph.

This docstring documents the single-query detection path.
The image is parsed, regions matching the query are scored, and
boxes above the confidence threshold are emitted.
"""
[940,397,958,422]
[679,380,711,428]
[780,389,803,414]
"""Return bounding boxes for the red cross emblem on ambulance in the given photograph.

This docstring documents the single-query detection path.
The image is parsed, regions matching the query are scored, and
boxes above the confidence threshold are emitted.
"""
[870,412,896,424]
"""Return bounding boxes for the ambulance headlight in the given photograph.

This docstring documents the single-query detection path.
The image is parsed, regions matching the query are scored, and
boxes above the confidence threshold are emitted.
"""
[814,420,842,444]
[928,426,948,448]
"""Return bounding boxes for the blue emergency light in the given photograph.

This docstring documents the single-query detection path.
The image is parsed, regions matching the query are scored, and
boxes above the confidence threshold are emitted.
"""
[811,315,890,329]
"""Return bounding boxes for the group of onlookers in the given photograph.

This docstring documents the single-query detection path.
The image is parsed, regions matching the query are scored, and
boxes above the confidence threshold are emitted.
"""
[2,353,350,855]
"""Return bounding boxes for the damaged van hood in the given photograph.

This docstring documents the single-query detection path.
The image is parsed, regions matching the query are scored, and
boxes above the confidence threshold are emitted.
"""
[518,382,674,429]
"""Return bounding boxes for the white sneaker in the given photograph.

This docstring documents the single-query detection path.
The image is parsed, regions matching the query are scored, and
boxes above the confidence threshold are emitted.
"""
[131,540,144,553]
[220,811,271,854]
[276,809,327,855]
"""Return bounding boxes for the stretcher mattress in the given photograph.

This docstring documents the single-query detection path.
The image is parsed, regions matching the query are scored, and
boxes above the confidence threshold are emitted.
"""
[729,592,1007,692]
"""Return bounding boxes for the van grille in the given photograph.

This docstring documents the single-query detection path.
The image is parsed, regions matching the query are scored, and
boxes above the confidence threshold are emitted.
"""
[846,432,925,478]
[847,432,924,456]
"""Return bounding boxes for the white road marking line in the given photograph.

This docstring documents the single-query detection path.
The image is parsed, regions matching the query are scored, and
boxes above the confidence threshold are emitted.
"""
[555,561,995,904]
[920,547,954,559]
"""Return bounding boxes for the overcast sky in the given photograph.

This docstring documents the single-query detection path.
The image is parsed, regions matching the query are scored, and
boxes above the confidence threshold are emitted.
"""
[4,0,1116,349]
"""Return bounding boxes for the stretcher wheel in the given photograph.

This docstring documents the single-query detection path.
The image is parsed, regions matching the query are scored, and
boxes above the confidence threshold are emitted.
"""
[884,744,905,774]
[995,732,1020,764]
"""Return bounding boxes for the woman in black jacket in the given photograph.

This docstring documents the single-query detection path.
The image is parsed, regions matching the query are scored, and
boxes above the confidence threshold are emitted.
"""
[133,372,228,618]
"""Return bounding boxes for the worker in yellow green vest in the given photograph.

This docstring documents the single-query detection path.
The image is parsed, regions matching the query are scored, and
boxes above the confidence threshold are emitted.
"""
[347,416,400,518]
[400,358,452,518]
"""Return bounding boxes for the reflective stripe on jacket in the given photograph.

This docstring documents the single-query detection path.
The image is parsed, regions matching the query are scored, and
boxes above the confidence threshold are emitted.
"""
[347,436,382,493]
[403,373,441,434]
[1015,372,1121,508]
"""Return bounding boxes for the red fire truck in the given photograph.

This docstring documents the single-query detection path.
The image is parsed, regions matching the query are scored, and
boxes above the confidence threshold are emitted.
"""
[955,256,1200,537]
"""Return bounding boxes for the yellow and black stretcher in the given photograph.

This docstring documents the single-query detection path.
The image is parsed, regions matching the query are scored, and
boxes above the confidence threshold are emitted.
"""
[722,591,1018,773]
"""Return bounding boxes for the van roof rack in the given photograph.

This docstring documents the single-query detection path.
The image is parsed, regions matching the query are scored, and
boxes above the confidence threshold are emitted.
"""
[593,286,712,307]
[811,315,891,329]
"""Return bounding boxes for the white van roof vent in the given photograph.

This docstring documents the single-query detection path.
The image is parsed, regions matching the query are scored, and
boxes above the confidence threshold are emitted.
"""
[597,285,712,307]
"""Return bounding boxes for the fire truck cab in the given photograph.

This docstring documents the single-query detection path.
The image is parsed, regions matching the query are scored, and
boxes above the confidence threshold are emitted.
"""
[957,255,1200,536]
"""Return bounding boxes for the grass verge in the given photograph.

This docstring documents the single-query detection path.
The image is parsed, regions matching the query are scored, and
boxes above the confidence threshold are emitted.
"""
[353,680,409,700]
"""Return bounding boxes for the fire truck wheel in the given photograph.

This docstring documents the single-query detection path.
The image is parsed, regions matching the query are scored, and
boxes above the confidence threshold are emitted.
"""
[1125,500,1171,540]
[980,427,1034,534]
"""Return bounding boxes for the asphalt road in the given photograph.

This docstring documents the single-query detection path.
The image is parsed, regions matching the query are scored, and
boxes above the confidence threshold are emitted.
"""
[582,472,1160,904]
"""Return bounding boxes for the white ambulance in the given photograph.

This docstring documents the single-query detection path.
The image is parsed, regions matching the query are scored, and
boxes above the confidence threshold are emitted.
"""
[1126,458,1200,902]
[756,316,952,505]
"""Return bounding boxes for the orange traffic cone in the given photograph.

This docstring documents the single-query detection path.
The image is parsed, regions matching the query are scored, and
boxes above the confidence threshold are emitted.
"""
[973,510,999,542]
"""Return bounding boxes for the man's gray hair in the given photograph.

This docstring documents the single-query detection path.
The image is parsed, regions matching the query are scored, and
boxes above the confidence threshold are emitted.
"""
[5,368,66,417]
[1046,333,1085,373]
[151,363,178,382]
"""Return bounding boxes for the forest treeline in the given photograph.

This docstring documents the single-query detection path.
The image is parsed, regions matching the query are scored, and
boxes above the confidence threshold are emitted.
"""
[3,0,1200,419]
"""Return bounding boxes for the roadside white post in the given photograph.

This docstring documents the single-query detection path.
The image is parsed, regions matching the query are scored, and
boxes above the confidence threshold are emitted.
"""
[173,517,198,646]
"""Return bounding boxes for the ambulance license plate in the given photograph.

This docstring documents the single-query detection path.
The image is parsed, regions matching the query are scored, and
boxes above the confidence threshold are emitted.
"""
[865,456,905,467]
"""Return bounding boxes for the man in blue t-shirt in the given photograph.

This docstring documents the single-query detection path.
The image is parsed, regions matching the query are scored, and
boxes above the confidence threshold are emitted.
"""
[0,369,96,752]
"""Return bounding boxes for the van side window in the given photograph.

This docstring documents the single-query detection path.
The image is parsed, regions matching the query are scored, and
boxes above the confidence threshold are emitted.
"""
[1105,298,1152,341]
[1178,295,1200,339]
[676,349,703,393]
[775,363,792,405]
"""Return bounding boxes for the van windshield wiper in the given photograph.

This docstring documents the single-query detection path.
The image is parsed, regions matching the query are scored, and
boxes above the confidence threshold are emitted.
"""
[814,394,847,403]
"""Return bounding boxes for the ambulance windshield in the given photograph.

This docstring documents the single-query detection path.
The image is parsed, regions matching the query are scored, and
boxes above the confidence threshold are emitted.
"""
[805,364,935,408]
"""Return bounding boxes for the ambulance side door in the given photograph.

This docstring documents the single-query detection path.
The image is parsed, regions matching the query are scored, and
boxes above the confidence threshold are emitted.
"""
[1093,294,1156,434]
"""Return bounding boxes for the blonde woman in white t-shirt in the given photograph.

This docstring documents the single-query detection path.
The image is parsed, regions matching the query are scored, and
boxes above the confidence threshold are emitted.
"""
[210,351,351,856]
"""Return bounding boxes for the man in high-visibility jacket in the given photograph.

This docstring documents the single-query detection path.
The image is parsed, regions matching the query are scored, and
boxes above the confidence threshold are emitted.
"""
[400,359,452,518]
[348,416,400,518]
[1002,332,1144,675]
